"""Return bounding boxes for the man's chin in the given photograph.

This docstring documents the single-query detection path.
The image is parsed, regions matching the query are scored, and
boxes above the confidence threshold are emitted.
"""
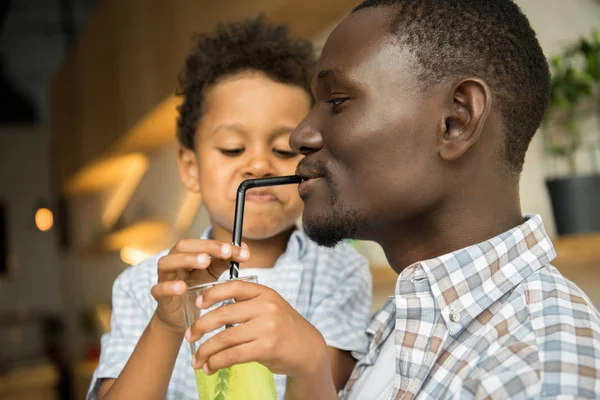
[302,214,346,248]
[304,225,344,248]
[302,206,366,247]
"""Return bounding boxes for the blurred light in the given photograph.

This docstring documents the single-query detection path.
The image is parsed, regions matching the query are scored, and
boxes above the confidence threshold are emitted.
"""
[104,220,168,252]
[35,207,54,231]
[65,153,148,195]
[175,192,202,232]
[101,154,149,230]
[120,246,150,265]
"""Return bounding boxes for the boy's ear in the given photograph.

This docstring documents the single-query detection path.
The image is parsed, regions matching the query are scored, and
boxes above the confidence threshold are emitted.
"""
[177,147,201,193]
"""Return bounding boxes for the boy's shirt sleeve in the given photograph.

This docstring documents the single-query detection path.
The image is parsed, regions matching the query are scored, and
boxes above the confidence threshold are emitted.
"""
[86,266,154,400]
[308,244,373,358]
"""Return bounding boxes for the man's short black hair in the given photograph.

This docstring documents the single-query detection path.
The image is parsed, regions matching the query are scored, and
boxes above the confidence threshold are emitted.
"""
[353,0,551,173]
[176,15,315,150]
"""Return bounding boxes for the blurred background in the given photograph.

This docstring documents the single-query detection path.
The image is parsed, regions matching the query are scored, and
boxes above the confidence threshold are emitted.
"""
[0,0,599,399]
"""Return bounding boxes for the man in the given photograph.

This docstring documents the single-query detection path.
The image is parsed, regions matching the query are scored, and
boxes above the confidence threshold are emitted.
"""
[186,1,600,398]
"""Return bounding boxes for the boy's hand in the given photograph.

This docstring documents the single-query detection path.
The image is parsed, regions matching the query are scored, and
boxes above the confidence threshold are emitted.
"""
[186,280,332,382]
[150,239,249,335]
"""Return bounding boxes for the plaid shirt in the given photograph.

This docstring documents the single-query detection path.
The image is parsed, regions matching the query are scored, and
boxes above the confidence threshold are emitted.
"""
[343,214,600,399]
[87,228,372,400]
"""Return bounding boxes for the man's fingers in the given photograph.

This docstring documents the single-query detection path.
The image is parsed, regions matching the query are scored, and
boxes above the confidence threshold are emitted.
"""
[187,300,260,343]
[151,280,187,300]
[196,341,264,375]
[191,320,264,368]
[200,280,267,310]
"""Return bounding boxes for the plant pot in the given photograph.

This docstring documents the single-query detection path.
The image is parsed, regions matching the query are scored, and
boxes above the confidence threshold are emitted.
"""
[546,174,600,235]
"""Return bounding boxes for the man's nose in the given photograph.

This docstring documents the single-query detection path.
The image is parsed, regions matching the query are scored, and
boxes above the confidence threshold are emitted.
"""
[290,111,324,156]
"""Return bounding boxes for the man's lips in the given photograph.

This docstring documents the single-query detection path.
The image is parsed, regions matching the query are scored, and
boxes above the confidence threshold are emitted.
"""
[297,176,323,196]
[296,165,326,197]
[295,166,324,182]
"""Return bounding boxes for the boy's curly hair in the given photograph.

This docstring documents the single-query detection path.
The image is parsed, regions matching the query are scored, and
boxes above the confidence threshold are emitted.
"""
[176,15,316,150]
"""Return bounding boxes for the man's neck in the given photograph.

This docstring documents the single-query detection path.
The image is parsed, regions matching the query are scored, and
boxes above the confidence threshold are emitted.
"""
[375,182,523,275]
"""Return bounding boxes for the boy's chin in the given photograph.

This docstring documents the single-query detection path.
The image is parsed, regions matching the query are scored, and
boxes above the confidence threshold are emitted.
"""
[240,222,297,241]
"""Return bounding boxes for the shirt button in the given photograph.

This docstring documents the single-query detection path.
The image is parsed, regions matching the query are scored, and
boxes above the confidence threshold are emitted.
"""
[449,310,460,322]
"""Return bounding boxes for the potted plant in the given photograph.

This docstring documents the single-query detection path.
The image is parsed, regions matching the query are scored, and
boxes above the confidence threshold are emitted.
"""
[543,29,600,236]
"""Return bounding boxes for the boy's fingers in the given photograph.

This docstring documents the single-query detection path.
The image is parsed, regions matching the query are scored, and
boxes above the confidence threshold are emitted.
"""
[161,241,249,279]
[158,253,211,275]
[169,240,249,261]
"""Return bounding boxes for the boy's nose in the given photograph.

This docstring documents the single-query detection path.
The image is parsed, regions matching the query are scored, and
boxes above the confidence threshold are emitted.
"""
[242,152,275,178]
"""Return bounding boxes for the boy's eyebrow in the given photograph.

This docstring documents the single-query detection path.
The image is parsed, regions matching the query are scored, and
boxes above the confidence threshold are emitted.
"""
[209,123,297,138]
[209,123,246,136]
[269,125,296,137]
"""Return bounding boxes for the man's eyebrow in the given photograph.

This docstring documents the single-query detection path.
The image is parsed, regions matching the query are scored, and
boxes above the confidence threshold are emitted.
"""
[317,68,340,81]
[316,68,358,88]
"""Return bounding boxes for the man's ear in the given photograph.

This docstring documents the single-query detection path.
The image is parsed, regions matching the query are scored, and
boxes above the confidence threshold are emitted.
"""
[439,78,491,162]
[177,147,201,193]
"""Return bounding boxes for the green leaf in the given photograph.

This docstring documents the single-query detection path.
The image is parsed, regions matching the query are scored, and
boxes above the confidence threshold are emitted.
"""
[213,368,230,400]
[542,28,600,161]
[549,144,568,156]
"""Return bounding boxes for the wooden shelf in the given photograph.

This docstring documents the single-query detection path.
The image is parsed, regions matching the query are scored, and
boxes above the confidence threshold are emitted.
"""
[553,232,600,266]
[369,232,600,277]
[0,362,59,400]
[371,266,398,286]
[368,233,600,310]
[71,360,98,400]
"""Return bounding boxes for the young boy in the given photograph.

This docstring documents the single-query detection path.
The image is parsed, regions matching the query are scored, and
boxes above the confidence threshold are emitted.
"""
[87,16,372,400]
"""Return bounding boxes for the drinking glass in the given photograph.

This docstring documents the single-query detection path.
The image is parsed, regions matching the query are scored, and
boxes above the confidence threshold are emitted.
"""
[183,275,277,400]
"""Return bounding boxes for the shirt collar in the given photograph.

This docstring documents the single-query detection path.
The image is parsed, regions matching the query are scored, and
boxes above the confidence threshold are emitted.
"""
[353,214,555,371]
[404,214,556,336]
[359,296,397,364]
[200,226,212,240]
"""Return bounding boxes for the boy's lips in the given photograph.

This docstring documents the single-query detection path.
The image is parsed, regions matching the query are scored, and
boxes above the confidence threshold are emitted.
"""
[245,188,278,202]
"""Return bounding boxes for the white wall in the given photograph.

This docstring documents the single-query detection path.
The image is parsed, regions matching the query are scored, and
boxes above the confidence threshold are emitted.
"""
[0,126,63,315]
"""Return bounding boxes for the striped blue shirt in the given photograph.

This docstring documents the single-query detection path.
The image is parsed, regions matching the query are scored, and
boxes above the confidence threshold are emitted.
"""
[87,227,372,399]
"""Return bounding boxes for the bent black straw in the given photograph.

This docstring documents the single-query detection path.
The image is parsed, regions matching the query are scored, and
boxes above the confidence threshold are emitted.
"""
[229,175,302,279]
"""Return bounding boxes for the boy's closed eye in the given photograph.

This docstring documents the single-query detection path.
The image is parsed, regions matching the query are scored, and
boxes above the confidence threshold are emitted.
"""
[217,147,297,159]
[218,148,244,157]
[273,148,298,159]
